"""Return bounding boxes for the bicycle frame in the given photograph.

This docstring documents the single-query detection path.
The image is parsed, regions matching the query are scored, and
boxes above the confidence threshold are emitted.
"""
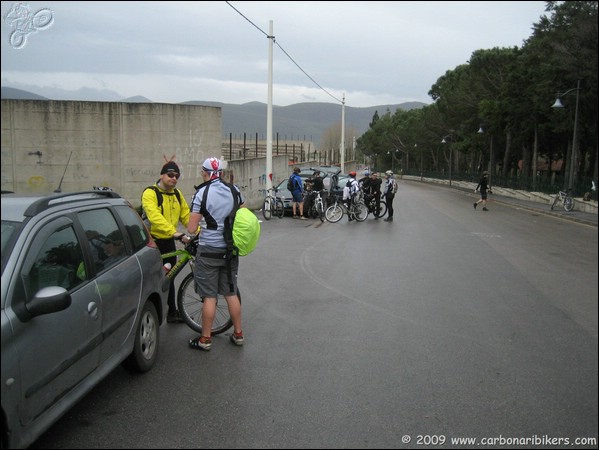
[363,193,387,218]
[160,237,235,335]
[550,188,575,212]
[306,190,325,221]
[261,187,284,220]
[325,196,368,223]
[161,247,193,280]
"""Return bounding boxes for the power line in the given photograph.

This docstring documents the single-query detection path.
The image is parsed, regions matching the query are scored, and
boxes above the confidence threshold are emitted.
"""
[225,1,343,105]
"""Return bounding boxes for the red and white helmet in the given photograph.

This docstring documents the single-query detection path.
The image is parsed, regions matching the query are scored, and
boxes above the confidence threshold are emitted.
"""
[202,157,222,180]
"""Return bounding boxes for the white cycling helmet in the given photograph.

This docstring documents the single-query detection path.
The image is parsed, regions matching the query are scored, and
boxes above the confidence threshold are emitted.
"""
[385,170,393,176]
[202,157,223,180]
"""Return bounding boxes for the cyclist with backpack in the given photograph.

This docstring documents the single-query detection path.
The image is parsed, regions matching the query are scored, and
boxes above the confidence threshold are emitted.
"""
[382,170,398,222]
[186,157,245,351]
[141,161,194,323]
[289,167,307,220]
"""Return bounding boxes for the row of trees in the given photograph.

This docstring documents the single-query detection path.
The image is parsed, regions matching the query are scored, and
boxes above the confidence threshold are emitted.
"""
[356,1,598,195]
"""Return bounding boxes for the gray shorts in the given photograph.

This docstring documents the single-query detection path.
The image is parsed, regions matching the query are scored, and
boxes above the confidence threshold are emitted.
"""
[194,248,239,298]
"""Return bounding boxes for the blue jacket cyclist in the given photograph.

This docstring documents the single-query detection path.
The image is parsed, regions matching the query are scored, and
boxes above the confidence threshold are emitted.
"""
[290,167,307,219]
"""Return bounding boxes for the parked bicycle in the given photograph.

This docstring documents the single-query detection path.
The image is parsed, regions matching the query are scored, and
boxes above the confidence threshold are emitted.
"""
[325,195,369,223]
[260,187,284,220]
[550,188,575,212]
[363,193,387,219]
[305,190,326,222]
[161,235,237,335]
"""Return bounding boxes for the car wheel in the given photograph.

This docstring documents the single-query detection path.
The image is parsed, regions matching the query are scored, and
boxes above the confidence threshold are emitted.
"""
[122,301,159,373]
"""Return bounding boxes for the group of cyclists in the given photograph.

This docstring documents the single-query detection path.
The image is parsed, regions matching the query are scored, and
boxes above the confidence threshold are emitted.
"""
[300,168,398,222]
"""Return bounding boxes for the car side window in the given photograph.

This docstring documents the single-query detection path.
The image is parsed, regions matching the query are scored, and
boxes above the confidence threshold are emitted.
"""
[115,205,149,252]
[24,225,84,297]
[78,208,127,273]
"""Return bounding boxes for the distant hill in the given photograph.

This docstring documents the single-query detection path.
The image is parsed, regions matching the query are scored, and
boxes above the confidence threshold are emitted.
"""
[1,87,48,100]
[122,95,153,103]
[1,86,427,143]
[182,100,426,143]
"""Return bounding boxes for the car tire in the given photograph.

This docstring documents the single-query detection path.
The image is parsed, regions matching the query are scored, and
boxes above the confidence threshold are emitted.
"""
[122,301,159,373]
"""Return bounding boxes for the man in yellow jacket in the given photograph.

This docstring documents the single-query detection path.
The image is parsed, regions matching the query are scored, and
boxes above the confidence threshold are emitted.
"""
[142,161,193,323]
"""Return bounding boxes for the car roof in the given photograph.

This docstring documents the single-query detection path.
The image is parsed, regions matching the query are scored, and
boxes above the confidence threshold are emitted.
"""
[1,191,124,222]
[305,166,342,175]
[1,195,47,222]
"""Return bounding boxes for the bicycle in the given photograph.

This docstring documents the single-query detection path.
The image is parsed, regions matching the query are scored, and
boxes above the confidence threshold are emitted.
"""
[260,187,284,220]
[161,235,238,335]
[363,192,387,219]
[325,194,369,223]
[550,188,575,212]
[305,190,326,222]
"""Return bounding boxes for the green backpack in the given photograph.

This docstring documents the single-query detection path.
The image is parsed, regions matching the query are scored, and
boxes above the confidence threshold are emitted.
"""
[232,207,261,256]
[200,181,260,257]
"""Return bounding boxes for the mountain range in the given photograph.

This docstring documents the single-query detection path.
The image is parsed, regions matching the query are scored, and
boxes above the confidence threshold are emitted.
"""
[1,86,427,144]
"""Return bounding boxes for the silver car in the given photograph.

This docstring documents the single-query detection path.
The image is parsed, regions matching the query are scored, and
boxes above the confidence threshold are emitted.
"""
[1,190,168,449]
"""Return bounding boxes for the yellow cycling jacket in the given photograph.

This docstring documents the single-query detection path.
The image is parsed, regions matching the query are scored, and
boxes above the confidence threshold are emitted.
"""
[141,185,192,240]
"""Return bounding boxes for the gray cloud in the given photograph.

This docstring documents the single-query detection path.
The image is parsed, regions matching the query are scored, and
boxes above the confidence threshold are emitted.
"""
[1,1,547,107]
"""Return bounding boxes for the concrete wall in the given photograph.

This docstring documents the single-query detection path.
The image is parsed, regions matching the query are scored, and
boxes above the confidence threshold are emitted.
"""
[1,100,293,210]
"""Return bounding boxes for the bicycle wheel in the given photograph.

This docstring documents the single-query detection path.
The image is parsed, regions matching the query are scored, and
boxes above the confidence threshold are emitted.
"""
[262,197,272,220]
[316,200,325,222]
[374,200,387,218]
[563,196,574,212]
[275,198,285,218]
[177,273,238,335]
[325,204,344,223]
[353,202,369,222]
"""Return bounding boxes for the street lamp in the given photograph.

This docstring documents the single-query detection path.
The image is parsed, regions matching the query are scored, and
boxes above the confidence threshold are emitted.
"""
[441,134,453,186]
[552,79,580,191]
[387,149,399,173]
[477,126,493,188]
[415,144,422,181]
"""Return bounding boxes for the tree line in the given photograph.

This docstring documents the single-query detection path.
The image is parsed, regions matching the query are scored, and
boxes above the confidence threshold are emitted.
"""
[356,1,598,195]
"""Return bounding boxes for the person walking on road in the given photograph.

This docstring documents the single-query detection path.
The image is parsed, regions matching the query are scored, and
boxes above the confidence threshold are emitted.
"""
[142,161,194,324]
[474,171,492,211]
[186,157,245,351]
[382,170,397,222]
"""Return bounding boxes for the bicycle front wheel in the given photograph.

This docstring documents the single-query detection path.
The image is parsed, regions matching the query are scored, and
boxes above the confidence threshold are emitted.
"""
[262,198,272,220]
[564,196,574,212]
[316,201,325,222]
[275,198,285,218]
[374,200,387,218]
[325,204,344,223]
[353,202,369,222]
[177,273,238,335]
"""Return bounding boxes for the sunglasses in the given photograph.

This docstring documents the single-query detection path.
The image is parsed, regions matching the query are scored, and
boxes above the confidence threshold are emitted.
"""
[166,172,180,179]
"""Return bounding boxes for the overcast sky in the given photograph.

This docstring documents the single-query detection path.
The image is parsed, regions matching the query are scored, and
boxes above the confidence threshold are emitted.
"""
[1,1,548,108]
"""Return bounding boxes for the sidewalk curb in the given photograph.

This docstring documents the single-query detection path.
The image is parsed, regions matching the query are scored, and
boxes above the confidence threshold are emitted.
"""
[402,177,598,228]
[491,196,598,227]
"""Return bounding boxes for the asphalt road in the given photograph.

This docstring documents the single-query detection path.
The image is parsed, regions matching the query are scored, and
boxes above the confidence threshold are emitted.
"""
[30,181,598,449]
